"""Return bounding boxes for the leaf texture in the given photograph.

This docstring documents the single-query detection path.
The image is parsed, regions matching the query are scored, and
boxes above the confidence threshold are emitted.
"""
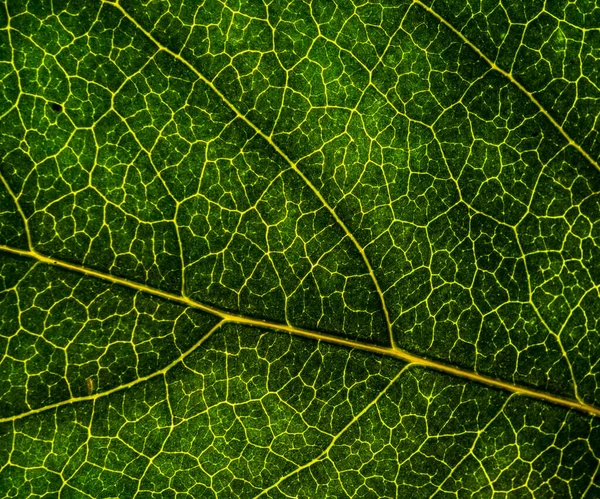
[0,0,599,497]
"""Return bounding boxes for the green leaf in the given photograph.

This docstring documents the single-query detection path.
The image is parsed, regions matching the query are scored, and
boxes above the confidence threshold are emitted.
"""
[1,0,600,497]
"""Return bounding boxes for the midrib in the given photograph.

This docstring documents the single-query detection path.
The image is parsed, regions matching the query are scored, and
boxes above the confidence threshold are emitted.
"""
[2,0,599,421]
[1,243,598,419]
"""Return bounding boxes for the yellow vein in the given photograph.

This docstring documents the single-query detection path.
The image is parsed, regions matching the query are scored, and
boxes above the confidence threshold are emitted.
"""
[255,364,411,497]
[1,244,599,418]
[414,0,600,173]
[99,0,396,348]
[0,320,223,424]
[0,173,32,250]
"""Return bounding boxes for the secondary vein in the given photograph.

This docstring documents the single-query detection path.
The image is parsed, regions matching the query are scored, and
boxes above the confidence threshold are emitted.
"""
[99,0,396,349]
[414,0,600,174]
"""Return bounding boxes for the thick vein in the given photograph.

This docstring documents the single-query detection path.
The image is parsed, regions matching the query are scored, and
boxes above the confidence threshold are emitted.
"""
[414,0,600,173]
[1,243,598,419]
[99,0,396,348]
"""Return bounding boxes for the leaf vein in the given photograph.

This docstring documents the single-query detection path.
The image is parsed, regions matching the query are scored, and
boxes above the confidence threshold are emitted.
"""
[1,243,598,419]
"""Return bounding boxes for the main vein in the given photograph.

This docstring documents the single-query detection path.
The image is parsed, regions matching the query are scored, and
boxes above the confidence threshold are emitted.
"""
[1,243,599,418]
[414,0,600,173]
[99,0,395,348]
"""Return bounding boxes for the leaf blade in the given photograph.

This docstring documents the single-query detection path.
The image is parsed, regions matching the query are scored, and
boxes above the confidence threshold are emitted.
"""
[1,0,600,496]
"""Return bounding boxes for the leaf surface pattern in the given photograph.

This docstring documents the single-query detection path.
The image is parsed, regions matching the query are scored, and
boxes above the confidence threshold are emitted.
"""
[1,0,600,497]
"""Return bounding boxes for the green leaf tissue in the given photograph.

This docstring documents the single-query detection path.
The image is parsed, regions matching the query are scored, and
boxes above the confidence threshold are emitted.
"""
[1,0,600,497]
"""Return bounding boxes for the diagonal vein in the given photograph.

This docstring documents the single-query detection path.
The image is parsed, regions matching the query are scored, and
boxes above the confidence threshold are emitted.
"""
[255,365,411,497]
[414,0,600,173]
[99,0,396,348]
[0,316,223,424]
[1,243,598,419]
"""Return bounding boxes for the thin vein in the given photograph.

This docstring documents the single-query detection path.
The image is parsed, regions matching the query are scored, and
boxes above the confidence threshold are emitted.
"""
[99,0,396,348]
[255,364,411,497]
[0,173,32,250]
[0,319,223,424]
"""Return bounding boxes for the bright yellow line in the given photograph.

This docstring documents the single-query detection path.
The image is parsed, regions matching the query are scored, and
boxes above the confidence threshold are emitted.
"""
[1,244,599,418]
[100,0,396,348]
[414,0,600,173]
[3,0,599,419]
[0,320,223,423]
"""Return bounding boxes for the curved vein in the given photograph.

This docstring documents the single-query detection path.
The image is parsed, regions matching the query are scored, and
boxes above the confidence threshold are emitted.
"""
[99,0,395,348]
[0,318,223,424]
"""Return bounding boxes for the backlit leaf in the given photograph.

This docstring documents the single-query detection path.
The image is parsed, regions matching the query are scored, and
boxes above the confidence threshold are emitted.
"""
[1,0,600,497]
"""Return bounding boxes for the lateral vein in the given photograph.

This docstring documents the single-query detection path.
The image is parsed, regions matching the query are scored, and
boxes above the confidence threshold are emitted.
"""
[414,0,600,173]
[0,320,223,424]
[99,0,396,348]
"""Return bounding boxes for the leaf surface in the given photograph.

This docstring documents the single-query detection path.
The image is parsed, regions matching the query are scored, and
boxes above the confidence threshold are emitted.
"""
[1,0,600,497]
